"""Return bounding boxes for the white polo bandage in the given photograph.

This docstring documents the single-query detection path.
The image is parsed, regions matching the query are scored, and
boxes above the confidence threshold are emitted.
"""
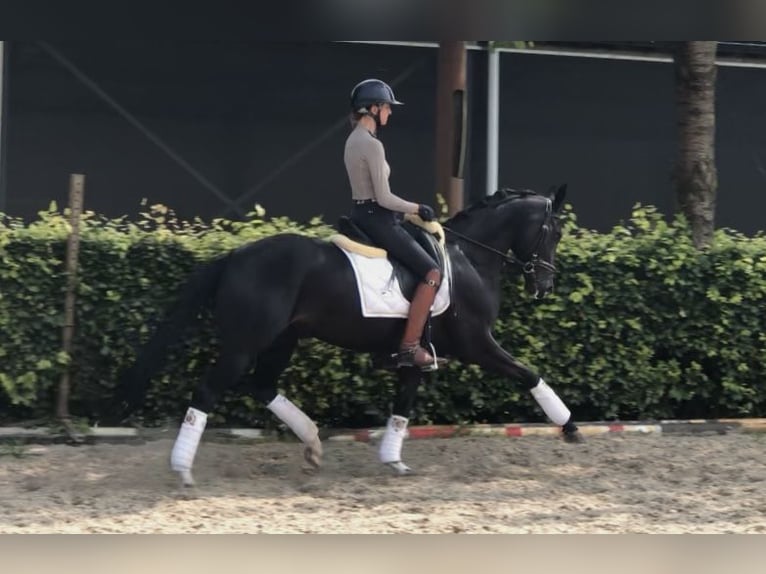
[379,415,409,464]
[170,407,208,472]
[530,378,571,425]
[267,394,319,445]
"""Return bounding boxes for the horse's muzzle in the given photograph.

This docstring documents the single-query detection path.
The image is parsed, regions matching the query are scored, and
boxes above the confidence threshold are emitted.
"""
[533,282,554,300]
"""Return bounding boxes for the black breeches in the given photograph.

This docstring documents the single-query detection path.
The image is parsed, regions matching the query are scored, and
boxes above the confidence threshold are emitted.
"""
[351,203,439,281]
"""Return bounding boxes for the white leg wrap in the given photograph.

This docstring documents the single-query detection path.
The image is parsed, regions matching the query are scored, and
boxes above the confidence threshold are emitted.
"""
[379,415,409,464]
[530,378,571,426]
[170,407,208,472]
[267,394,319,445]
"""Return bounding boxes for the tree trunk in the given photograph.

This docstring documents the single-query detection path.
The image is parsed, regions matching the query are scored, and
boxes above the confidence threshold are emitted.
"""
[672,41,718,249]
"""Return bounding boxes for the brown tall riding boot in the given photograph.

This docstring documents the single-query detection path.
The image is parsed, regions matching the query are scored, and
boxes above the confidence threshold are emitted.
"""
[397,270,444,370]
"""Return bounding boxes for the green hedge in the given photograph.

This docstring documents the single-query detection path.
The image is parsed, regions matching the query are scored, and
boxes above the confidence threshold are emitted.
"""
[1,202,766,428]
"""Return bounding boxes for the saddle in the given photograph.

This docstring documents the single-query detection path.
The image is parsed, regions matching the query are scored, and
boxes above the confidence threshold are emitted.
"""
[331,214,448,302]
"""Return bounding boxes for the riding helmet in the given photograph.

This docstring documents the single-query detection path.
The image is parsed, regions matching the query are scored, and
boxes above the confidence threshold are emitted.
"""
[350,79,404,114]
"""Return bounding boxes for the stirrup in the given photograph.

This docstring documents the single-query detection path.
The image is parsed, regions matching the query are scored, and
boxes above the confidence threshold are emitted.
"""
[394,342,446,372]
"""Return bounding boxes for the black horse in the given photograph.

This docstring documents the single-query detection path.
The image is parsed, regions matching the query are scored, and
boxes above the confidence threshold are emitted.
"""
[120,184,582,486]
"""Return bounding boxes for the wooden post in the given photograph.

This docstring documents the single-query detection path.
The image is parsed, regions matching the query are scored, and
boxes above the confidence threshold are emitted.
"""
[57,173,85,442]
[435,41,467,216]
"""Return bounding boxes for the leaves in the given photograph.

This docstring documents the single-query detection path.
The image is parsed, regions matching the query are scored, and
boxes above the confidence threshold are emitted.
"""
[2,203,766,425]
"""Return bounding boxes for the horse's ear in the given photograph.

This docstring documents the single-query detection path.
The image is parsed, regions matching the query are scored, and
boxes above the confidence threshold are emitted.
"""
[552,183,567,213]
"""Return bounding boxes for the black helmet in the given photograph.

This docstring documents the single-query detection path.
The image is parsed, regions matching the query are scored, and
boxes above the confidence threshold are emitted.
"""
[350,79,404,114]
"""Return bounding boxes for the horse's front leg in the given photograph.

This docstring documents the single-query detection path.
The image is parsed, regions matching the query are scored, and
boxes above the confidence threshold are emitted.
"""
[465,332,584,443]
[378,366,422,475]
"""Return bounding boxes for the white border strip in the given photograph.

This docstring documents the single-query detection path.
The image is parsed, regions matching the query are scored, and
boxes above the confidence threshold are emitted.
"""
[340,41,766,69]
[0,428,48,436]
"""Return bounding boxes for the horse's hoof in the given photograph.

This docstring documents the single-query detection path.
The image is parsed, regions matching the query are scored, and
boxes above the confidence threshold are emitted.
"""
[178,470,195,487]
[304,441,323,470]
[563,430,585,444]
[384,461,413,476]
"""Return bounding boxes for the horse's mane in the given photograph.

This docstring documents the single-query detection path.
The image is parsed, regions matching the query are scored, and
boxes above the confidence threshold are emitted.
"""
[443,187,540,228]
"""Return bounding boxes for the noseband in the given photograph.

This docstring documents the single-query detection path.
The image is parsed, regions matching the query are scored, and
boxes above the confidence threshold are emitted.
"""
[442,198,557,277]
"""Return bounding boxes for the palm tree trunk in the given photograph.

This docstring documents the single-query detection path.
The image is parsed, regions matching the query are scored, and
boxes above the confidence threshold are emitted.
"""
[673,41,718,249]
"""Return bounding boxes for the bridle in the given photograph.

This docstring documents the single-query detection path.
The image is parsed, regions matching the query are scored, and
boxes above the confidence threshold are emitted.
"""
[442,198,558,278]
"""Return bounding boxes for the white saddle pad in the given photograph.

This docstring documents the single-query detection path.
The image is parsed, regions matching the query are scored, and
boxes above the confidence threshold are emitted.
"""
[337,247,452,319]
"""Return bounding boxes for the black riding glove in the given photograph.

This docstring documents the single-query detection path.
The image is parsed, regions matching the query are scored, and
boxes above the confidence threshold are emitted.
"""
[417,204,436,222]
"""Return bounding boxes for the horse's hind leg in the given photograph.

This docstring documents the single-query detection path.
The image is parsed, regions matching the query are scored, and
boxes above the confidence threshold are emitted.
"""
[170,342,256,487]
[379,366,422,476]
[244,329,323,471]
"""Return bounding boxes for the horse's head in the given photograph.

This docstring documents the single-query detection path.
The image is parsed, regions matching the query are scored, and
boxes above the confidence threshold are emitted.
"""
[511,184,567,299]
[444,183,568,299]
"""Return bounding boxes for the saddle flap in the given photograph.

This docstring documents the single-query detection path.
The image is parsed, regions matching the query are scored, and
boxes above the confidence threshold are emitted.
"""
[395,222,447,300]
[333,215,448,301]
[336,248,452,319]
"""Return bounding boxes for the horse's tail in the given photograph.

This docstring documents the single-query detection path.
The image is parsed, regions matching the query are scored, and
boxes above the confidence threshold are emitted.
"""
[117,253,229,416]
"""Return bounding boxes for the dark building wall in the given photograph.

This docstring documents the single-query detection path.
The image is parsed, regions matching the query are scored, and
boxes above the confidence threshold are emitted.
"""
[467,52,678,230]
[4,41,766,235]
[468,50,766,235]
[4,41,439,223]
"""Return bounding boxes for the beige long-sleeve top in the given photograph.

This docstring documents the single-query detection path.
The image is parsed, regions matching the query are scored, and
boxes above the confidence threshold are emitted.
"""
[344,124,419,214]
